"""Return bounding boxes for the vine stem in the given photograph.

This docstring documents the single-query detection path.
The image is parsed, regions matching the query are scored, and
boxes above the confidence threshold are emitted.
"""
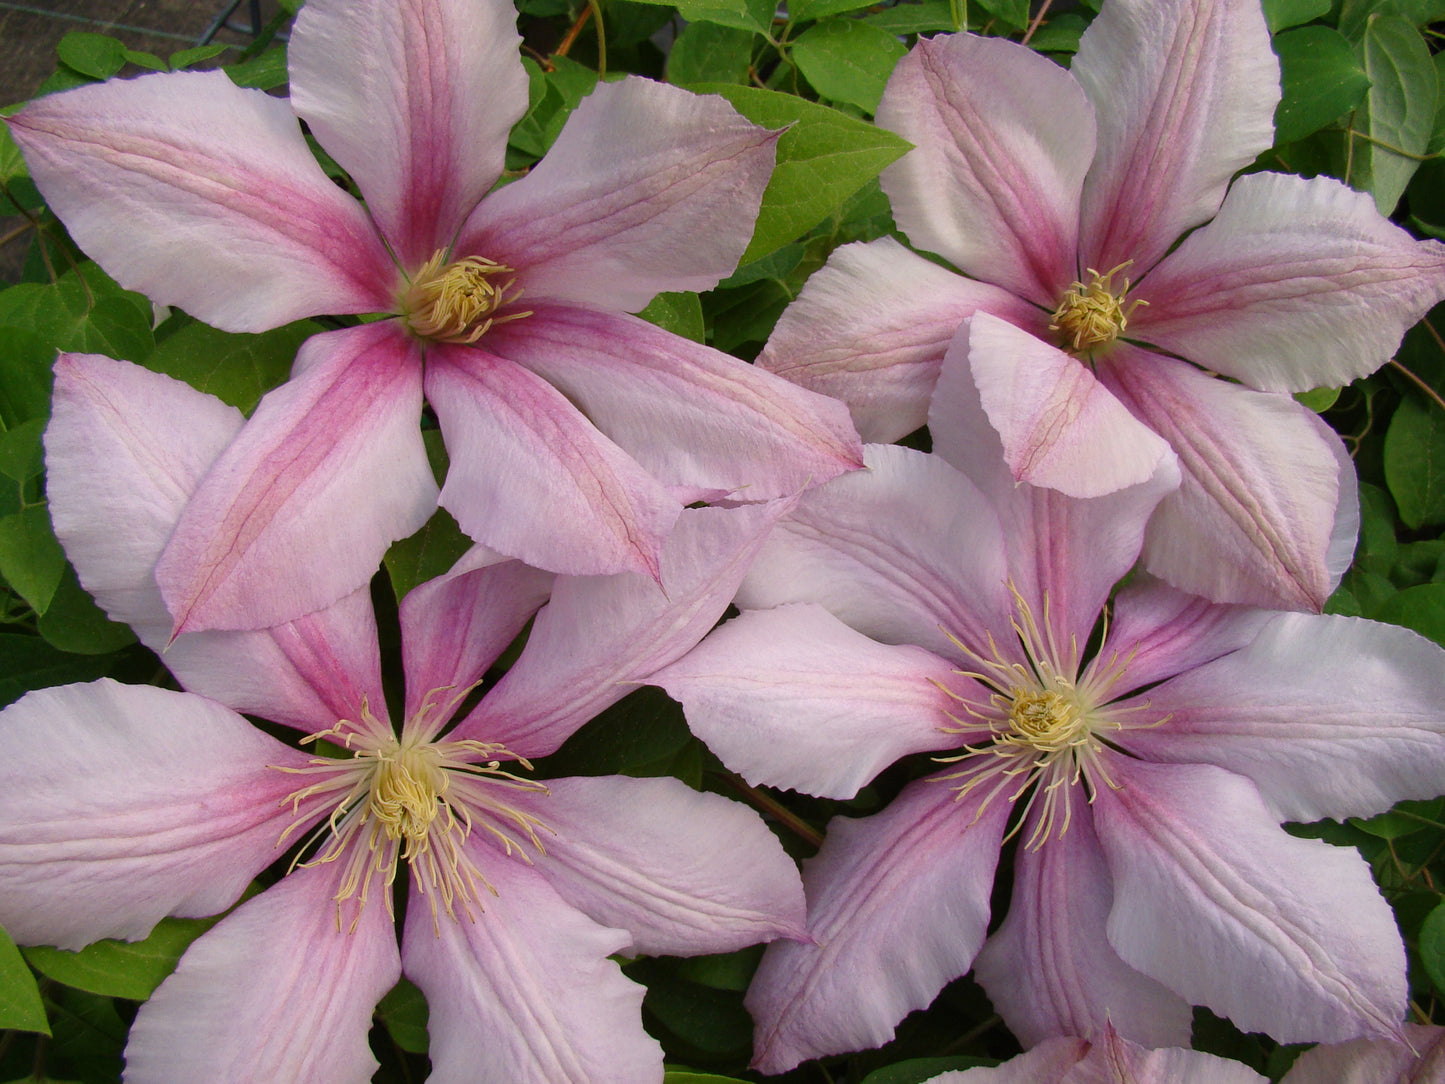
[722,773,825,848]
[553,5,592,59]
[1389,356,1445,417]
[1021,0,1054,45]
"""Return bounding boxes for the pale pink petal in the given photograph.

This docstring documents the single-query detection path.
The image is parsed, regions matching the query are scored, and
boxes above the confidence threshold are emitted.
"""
[747,777,1011,1074]
[458,77,776,311]
[425,341,680,580]
[1323,413,1361,592]
[877,33,1092,305]
[125,862,401,1084]
[502,774,805,956]
[756,237,1048,443]
[1093,758,1407,1044]
[922,1037,1090,1083]
[401,851,660,1084]
[1100,346,1342,611]
[0,680,310,950]
[486,304,863,498]
[735,443,1012,663]
[1074,0,1279,274]
[928,1034,1268,1084]
[6,72,395,331]
[454,500,788,757]
[156,322,436,634]
[972,786,1193,1049]
[1132,173,1445,391]
[968,313,1173,498]
[289,0,527,268]
[1282,1024,1445,1084]
[655,603,969,799]
[1113,613,1445,824]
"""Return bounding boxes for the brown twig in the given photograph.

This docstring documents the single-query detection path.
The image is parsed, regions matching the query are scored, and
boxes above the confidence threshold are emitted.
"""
[553,5,593,60]
[722,773,825,848]
[1389,356,1445,417]
[1021,0,1055,45]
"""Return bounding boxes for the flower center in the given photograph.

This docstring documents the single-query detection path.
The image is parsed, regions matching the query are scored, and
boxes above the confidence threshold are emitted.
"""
[1002,686,1091,755]
[1049,263,1143,353]
[368,742,447,850]
[400,250,531,344]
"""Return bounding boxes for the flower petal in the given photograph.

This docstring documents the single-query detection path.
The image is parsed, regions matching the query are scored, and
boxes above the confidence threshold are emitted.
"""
[458,77,777,311]
[877,33,1092,304]
[1114,613,1445,824]
[0,680,309,950]
[756,237,1047,443]
[425,341,680,579]
[125,862,401,1084]
[1281,1024,1445,1084]
[746,777,1010,1074]
[486,303,863,499]
[655,602,966,799]
[1074,0,1279,275]
[401,851,660,1084]
[289,0,528,268]
[1132,173,1445,391]
[156,322,437,634]
[918,1038,1090,1084]
[1092,758,1407,1044]
[6,71,395,331]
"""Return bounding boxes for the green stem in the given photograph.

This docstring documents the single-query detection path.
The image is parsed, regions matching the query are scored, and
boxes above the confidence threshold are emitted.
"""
[723,773,824,848]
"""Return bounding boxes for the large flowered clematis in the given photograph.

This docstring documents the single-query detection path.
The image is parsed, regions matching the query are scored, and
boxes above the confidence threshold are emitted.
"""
[5,0,862,636]
[0,353,807,1083]
[756,0,1445,612]
[654,331,1445,1071]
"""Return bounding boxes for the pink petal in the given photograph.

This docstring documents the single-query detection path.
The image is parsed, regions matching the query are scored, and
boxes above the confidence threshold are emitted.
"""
[877,33,1092,305]
[1282,1024,1445,1084]
[1074,0,1279,275]
[0,680,310,950]
[756,237,1048,443]
[485,303,863,499]
[156,322,437,634]
[1100,346,1342,611]
[504,774,805,956]
[923,1038,1090,1083]
[454,499,789,757]
[747,777,1011,1074]
[1093,758,1407,1044]
[425,341,680,579]
[125,862,401,1084]
[929,1034,1270,1084]
[655,603,968,799]
[1132,172,1445,391]
[6,72,395,331]
[457,77,777,311]
[1114,613,1445,825]
[401,851,660,1084]
[289,0,528,268]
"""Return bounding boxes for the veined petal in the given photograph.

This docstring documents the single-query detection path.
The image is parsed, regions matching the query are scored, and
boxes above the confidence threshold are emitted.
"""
[289,0,528,268]
[0,680,310,950]
[7,71,395,331]
[125,862,401,1084]
[1074,0,1279,275]
[1281,1024,1445,1084]
[927,1038,1091,1084]
[401,851,660,1084]
[655,603,967,799]
[486,304,863,499]
[1100,346,1342,611]
[425,342,680,579]
[1113,613,1445,824]
[156,322,436,634]
[877,33,1092,305]
[1132,173,1445,391]
[506,774,806,956]
[458,77,777,311]
[756,237,1048,443]
[747,777,1010,1074]
[1093,758,1407,1044]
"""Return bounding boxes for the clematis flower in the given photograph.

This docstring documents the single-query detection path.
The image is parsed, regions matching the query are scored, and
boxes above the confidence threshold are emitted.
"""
[1281,1024,1445,1083]
[653,332,1445,1071]
[6,0,862,636]
[0,353,808,1083]
[756,0,1445,612]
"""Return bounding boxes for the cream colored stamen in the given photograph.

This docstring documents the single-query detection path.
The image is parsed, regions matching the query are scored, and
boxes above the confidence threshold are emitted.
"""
[401,250,531,343]
[1050,262,1145,353]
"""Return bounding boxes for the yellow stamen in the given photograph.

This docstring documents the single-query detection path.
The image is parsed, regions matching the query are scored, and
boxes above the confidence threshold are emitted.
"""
[401,250,532,343]
[1050,262,1146,353]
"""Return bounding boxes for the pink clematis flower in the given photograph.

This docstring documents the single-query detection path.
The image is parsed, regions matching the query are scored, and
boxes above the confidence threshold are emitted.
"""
[756,0,1445,612]
[653,331,1445,1071]
[1282,1024,1445,1083]
[6,0,862,636]
[0,353,807,1083]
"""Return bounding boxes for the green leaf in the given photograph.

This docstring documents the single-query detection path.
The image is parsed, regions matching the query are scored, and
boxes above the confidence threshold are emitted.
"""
[674,946,763,991]
[123,49,167,72]
[0,418,45,488]
[145,319,318,414]
[225,44,289,90]
[1028,12,1089,53]
[375,978,430,1054]
[692,84,911,262]
[1349,797,1444,838]
[1263,0,1330,31]
[790,0,875,23]
[791,19,908,114]
[1370,583,1445,646]
[0,924,48,1035]
[629,0,775,34]
[170,44,229,70]
[539,686,694,778]
[1430,51,1445,155]
[667,22,755,86]
[973,0,1028,27]
[1357,15,1437,214]
[638,291,706,343]
[860,1058,999,1084]
[0,506,67,614]
[1272,27,1370,144]
[0,632,122,709]
[861,0,959,35]
[1419,901,1445,993]
[0,264,153,362]
[384,508,473,601]
[1384,395,1445,528]
[664,1074,753,1084]
[0,120,27,186]
[0,328,55,428]
[23,917,214,1001]
[1292,385,1341,412]
[36,564,136,655]
[56,32,129,80]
